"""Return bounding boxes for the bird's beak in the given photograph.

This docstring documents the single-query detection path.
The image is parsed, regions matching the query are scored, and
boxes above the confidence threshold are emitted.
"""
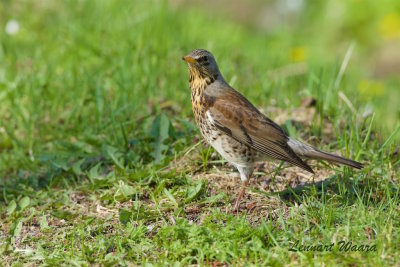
[182,55,196,64]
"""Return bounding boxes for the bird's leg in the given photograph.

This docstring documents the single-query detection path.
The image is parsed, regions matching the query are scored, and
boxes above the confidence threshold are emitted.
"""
[232,165,253,212]
[232,180,248,211]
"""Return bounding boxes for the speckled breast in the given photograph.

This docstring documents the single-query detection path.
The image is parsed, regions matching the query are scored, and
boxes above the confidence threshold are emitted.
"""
[192,106,256,167]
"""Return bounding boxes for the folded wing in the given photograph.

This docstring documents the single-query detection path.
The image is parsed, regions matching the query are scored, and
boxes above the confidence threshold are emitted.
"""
[207,89,314,173]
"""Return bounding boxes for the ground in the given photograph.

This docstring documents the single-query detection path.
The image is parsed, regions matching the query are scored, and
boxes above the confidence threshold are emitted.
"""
[0,0,400,265]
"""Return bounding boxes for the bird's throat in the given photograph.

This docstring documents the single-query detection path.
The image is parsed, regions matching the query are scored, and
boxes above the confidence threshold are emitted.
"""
[189,73,218,122]
[189,70,218,90]
[190,76,208,108]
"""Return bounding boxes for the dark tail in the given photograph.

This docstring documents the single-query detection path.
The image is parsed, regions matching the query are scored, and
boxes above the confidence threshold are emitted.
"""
[288,138,363,169]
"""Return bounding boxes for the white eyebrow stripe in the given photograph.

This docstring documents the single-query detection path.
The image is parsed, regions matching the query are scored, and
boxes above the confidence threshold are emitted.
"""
[206,110,214,124]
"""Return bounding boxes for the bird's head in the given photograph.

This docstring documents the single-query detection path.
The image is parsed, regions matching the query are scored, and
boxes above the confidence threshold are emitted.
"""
[182,49,221,81]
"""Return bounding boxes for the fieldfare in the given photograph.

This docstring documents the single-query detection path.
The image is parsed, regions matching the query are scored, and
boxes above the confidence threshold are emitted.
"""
[182,49,362,210]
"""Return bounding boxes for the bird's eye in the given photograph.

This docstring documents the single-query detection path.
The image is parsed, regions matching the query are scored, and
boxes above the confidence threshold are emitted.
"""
[197,56,208,63]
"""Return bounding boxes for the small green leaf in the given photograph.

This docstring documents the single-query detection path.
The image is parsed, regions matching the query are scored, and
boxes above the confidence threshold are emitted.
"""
[185,181,204,203]
[163,188,178,207]
[39,215,49,231]
[18,196,30,211]
[7,200,17,215]
[104,145,124,169]
[202,193,225,204]
[50,158,70,171]
[72,158,85,175]
[13,220,23,237]
[88,163,101,180]
[115,181,137,201]
[120,183,136,197]
[119,206,158,224]
[151,113,170,163]
[52,210,78,220]
[119,209,132,224]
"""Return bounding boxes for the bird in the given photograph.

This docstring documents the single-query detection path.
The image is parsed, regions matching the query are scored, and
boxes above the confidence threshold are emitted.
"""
[182,49,363,211]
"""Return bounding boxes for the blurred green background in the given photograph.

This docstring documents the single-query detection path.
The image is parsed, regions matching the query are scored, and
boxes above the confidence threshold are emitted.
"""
[0,0,399,173]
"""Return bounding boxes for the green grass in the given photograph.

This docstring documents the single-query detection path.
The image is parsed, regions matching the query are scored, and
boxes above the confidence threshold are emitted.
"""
[1,0,400,265]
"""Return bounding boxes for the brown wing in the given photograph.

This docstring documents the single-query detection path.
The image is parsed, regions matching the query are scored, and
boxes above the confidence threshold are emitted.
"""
[207,88,314,173]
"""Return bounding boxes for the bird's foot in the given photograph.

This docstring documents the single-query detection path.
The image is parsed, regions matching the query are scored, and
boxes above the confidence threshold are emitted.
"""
[232,180,248,213]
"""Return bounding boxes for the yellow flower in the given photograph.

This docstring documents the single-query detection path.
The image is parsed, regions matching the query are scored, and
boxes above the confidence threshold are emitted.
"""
[290,46,307,62]
[357,79,385,99]
[379,13,400,39]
